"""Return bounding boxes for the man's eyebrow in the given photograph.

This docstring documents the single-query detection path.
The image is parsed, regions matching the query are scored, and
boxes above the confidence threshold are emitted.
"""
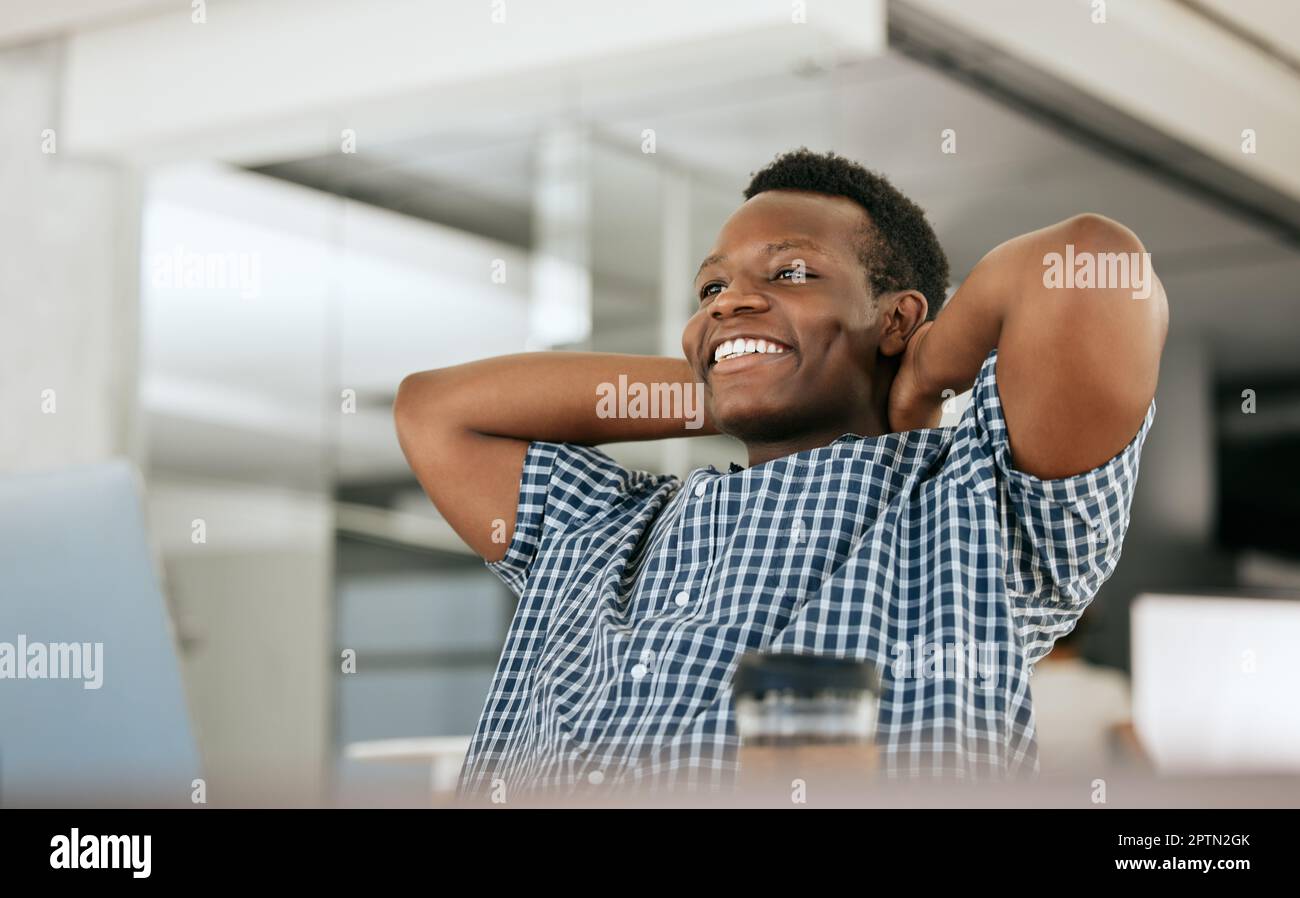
[695,253,726,279]
[762,239,830,256]
[694,240,830,280]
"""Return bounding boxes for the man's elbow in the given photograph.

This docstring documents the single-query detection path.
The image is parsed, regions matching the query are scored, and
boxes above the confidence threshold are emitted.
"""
[393,370,443,438]
[1060,212,1143,254]
[1059,212,1169,324]
[1052,213,1168,395]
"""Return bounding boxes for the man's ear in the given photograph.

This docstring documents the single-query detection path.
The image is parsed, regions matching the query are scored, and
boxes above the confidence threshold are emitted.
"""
[877,290,929,358]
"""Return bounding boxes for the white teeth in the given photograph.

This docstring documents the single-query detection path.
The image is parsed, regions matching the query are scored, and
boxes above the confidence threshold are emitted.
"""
[713,338,789,363]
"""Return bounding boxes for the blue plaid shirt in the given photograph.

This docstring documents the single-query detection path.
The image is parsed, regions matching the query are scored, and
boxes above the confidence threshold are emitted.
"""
[458,349,1154,796]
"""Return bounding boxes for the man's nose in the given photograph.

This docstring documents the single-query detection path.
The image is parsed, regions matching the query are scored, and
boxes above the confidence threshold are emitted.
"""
[709,282,770,319]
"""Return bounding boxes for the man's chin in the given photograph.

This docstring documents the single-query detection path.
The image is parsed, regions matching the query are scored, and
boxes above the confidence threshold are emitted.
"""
[710,401,805,443]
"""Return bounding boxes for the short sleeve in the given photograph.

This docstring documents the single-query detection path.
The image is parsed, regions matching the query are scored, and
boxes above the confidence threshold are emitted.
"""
[486,441,678,596]
[940,349,1155,634]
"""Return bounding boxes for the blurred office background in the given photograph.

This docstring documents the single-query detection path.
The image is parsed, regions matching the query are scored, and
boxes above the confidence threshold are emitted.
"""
[2,0,1299,804]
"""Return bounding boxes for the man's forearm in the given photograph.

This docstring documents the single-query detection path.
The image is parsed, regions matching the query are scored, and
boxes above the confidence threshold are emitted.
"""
[397,351,717,445]
[909,223,1046,402]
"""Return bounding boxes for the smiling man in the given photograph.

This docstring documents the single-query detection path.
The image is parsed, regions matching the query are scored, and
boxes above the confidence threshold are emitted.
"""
[394,148,1168,797]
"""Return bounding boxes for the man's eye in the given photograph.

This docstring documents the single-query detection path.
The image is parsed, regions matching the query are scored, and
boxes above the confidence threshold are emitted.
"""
[774,267,812,281]
[698,282,724,301]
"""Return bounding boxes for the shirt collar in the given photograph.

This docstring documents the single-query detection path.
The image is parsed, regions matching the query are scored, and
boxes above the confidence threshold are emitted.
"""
[714,435,864,474]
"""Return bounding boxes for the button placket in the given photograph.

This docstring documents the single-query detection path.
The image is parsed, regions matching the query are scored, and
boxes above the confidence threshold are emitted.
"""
[630,647,656,681]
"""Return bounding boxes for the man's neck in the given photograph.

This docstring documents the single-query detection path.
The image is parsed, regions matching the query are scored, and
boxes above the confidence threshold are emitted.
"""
[742,408,890,468]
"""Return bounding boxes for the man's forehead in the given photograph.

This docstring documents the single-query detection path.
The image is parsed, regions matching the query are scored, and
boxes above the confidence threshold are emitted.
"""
[698,191,867,273]
[734,189,868,232]
[696,238,826,273]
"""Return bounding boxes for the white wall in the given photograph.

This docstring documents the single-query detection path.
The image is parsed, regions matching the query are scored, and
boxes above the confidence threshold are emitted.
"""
[147,476,334,806]
[0,41,141,473]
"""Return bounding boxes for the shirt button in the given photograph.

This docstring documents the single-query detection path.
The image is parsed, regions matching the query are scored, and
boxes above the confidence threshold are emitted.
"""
[693,481,707,498]
[630,663,648,680]
[588,770,605,785]
[674,591,689,607]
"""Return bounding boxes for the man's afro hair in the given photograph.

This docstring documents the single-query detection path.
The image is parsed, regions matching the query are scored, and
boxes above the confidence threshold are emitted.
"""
[744,148,949,319]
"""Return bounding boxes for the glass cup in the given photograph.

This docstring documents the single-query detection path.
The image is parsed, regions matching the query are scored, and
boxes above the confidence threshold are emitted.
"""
[732,651,881,798]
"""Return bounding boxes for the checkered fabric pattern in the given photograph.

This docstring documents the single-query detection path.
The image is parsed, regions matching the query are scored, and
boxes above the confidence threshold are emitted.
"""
[457,348,1154,797]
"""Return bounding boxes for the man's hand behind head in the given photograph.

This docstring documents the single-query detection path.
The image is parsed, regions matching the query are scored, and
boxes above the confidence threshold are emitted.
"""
[887,320,945,433]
